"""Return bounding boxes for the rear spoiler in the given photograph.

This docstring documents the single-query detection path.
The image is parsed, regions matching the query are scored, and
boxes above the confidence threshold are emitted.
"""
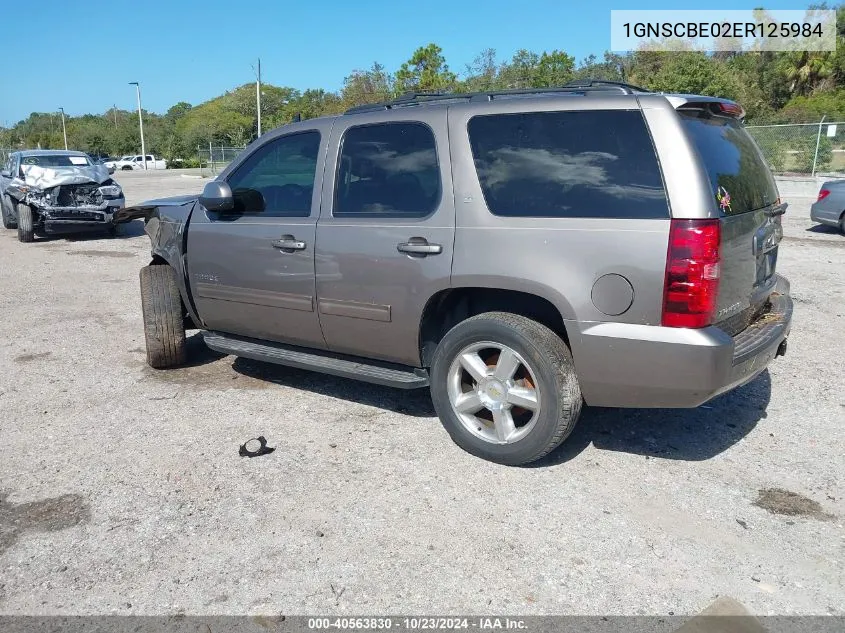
[664,95,746,120]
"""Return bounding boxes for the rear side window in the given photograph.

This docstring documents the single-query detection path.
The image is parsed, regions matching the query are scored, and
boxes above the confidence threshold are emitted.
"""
[679,110,779,216]
[467,110,669,219]
[334,122,440,218]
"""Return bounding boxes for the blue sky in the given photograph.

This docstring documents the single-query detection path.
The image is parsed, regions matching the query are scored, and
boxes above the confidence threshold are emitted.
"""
[0,0,815,124]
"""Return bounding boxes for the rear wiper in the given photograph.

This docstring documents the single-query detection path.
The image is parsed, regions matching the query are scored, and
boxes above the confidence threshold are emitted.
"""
[765,202,788,216]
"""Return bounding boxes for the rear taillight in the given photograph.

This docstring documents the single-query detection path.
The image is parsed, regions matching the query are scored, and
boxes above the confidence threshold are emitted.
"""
[662,219,721,328]
[817,189,831,202]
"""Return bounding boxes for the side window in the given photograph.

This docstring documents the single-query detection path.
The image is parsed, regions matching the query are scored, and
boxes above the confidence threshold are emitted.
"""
[467,110,669,219]
[146,155,154,162]
[334,122,440,218]
[226,131,321,217]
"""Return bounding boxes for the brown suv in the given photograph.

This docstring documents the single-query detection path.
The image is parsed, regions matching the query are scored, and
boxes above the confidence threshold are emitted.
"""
[130,81,792,465]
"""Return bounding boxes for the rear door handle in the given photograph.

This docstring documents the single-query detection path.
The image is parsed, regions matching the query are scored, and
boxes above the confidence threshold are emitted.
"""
[397,240,442,255]
[271,237,306,251]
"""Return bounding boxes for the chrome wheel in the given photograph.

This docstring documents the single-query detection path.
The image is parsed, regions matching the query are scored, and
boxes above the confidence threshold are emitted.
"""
[446,341,541,445]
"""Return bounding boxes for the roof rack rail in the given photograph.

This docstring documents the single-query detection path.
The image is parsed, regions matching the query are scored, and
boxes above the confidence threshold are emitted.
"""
[343,79,650,114]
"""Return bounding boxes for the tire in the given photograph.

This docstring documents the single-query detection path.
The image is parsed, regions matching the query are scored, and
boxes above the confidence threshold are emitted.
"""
[1,196,16,229]
[121,165,133,171]
[17,203,34,243]
[839,213,845,236]
[430,312,582,466]
[140,265,187,369]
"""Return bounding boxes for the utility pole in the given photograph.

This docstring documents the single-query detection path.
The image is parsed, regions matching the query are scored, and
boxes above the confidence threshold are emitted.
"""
[113,104,118,129]
[58,107,68,150]
[129,82,147,170]
[256,58,262,138]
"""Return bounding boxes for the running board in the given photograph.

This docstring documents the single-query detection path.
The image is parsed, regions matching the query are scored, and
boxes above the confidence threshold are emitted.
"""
[203,332,429,389]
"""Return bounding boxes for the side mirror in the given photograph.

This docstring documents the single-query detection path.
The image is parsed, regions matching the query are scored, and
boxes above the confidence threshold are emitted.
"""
[199,180,234,212]
[0,170,10,178]
[108,166,115,175]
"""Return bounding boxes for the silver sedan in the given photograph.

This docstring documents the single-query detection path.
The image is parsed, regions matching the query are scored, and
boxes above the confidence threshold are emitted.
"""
[811,179,845,234]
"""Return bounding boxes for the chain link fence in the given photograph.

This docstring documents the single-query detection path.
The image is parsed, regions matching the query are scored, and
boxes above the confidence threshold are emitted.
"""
[746,120,845,177]
[196,145,247,174]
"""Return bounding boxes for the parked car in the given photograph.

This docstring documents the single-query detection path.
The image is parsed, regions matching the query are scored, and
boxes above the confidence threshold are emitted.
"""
[92,156,116,174]
[124,80,793,465]
[0,150,125,242]
[111,154,167,170]
[810,180,845,234]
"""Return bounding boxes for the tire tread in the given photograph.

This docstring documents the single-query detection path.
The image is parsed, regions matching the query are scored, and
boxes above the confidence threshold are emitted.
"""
[140,265,187,369]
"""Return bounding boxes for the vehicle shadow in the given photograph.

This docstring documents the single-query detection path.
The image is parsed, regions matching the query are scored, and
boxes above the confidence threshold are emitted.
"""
[230,356,436,417]
[531,370,772,467]
[805,224,841,235]
[59,219,146,241]
[221,342,771,444]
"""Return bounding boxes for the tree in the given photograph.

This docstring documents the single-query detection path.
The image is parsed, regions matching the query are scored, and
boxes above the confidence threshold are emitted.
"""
[462,48,499,92]
[534,50,575,87]
[395,44,457,94]
[341,63,394,107]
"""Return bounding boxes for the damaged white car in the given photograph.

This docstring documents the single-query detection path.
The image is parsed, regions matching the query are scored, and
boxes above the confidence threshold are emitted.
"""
[0,150,126,243]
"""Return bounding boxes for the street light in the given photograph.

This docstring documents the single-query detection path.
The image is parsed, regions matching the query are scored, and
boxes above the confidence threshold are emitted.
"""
[58,107,68,150]
[128,82,147,170]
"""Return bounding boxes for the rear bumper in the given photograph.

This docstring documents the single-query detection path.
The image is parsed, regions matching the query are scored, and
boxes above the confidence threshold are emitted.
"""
[810,201,841,227]
[573,275,792,408]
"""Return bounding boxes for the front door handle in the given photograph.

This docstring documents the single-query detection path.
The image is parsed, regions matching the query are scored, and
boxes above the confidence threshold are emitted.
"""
[271,236,306,251]
[397,239,442,256]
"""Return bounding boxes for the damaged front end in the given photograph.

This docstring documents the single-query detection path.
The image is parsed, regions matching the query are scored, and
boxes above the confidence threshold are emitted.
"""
[11,164,125,234]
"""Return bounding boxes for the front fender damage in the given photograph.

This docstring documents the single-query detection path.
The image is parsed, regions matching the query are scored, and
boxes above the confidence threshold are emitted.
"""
[135,197,202,330]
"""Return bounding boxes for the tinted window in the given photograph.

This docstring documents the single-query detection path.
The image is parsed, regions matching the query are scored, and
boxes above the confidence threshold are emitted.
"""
[467,110,669,218]
[334,122,440,218]
[679,110,779,216]
[226,131,321,217]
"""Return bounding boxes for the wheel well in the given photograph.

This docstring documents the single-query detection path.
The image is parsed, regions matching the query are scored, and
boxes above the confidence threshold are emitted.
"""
[419,288,569,367]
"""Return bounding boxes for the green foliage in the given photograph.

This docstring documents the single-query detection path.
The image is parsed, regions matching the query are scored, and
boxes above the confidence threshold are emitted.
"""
[395,44,457,93]
[793,134,833,172]
[779,89,845,121]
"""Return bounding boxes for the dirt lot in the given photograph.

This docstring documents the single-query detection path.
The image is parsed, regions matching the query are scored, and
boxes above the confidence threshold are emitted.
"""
[0,170,843,616]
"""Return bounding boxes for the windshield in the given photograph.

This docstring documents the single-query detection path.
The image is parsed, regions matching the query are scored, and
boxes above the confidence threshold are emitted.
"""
[20,154,92,167]
[680,110,779,216]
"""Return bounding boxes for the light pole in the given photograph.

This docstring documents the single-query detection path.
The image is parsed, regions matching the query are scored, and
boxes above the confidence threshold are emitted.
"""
[128,82,147,170]
[58,107,68,150]
[252,58,262,138]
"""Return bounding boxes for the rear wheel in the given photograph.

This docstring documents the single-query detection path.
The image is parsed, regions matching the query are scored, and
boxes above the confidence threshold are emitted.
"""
[17,203,34,242]
[140,265,187,369]
[121,165,133,171]
[839,212,845,235]
[430,312,582,465]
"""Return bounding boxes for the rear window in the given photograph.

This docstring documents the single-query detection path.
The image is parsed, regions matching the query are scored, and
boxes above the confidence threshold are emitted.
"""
[467,110,669,219]
[679,110,779,216]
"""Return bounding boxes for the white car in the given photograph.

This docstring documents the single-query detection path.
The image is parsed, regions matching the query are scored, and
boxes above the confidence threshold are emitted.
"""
[109,154,167,171]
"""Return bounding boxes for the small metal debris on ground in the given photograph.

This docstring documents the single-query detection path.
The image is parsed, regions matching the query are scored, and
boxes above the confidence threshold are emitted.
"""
[239,436,275,458]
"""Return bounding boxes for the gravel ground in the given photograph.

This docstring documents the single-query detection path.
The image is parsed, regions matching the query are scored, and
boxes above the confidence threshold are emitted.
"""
[0,171,843,616]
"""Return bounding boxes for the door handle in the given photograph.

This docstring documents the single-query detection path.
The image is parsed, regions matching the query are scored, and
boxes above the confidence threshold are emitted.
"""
[397,239,442,255]
[271,237,306,251]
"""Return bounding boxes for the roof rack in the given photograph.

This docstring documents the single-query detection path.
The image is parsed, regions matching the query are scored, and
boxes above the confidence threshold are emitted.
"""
[344,79,650,114]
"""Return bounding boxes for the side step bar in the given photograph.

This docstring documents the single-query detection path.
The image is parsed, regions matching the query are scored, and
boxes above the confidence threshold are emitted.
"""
[203,331,430,389]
